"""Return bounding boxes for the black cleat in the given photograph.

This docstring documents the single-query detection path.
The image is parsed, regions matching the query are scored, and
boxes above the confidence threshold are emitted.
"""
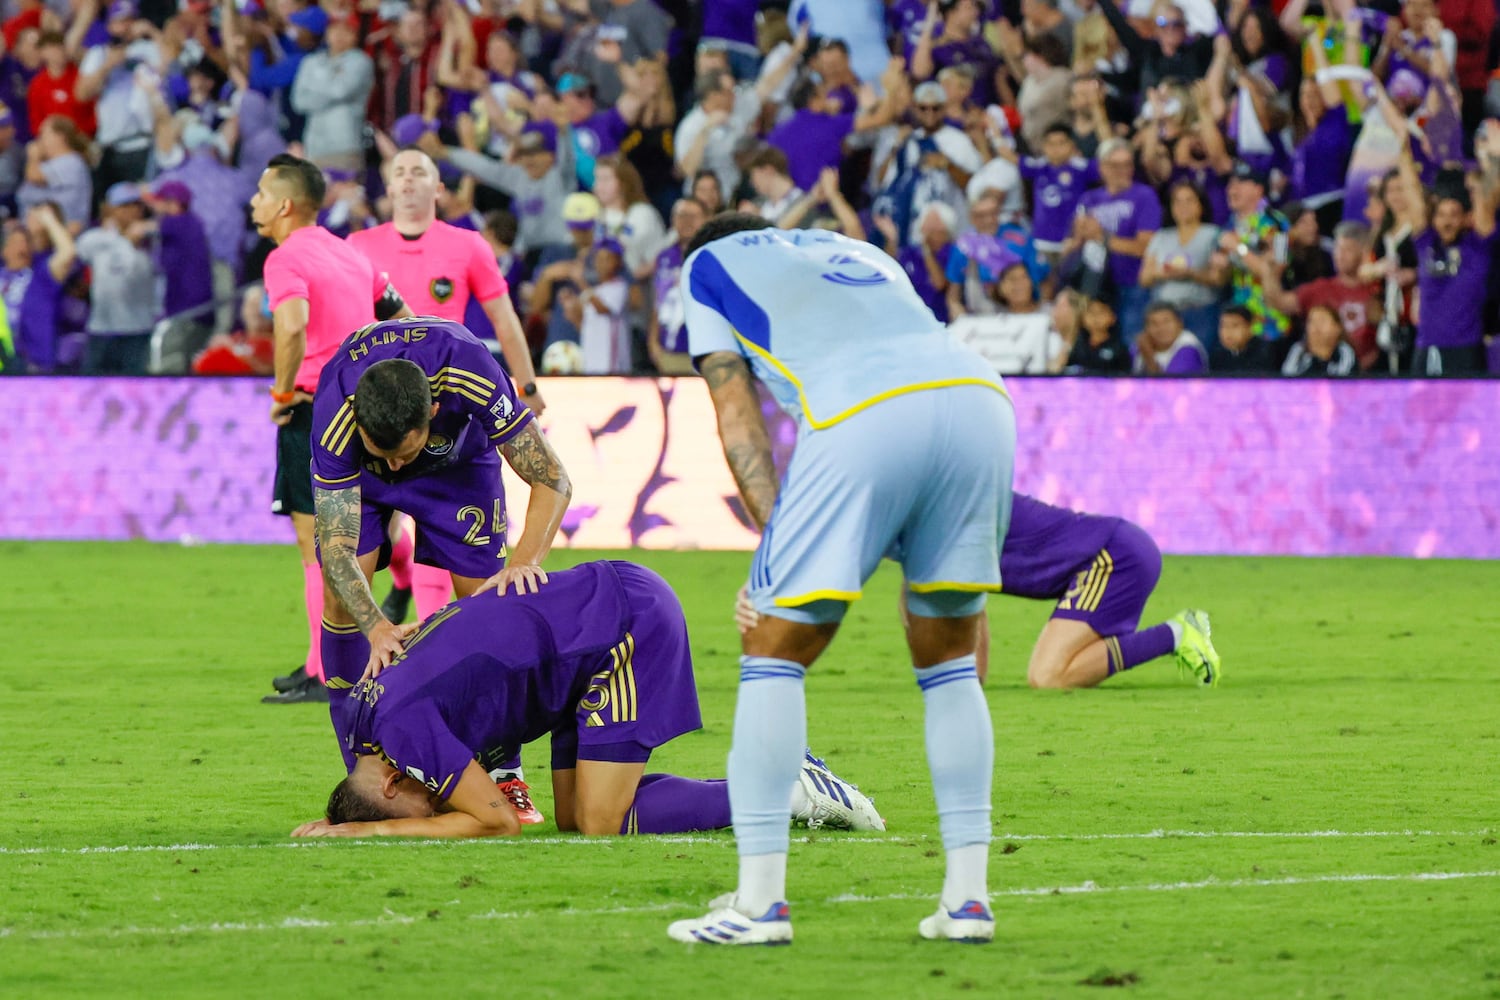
[381,585,413,624]
[271,664,309,693]
[261,676,330,704]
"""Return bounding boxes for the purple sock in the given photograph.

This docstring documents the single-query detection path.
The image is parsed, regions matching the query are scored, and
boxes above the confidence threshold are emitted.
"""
[618,775,732,834]
[321,621,370,770]
[1106,623,1178,676]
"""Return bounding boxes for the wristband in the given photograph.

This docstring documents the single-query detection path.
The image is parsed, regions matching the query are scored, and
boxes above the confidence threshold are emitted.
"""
[521,381,538,396]
[270,388,298,405]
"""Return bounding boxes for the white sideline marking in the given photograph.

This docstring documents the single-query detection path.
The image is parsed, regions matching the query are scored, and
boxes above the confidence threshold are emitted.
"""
[0,828,1490,857]
[3,870,1497,942]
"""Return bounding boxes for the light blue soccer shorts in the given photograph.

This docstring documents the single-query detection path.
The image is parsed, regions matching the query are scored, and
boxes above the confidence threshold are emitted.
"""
[747,383,1016,625]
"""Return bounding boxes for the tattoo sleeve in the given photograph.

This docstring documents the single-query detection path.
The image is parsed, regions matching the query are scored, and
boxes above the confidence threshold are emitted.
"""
[499,422,572,495]
[701,352,778,532]
[314,485,385,633]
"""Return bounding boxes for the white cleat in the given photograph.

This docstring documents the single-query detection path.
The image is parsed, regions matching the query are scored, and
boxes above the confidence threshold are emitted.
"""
[793,750,886,832]
[918,899,996,942]
[667,895,793,946]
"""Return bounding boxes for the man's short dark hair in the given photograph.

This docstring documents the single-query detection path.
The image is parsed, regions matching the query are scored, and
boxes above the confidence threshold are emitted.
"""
[1026,34,1070,69]
[1043,123,1075,142]
[484,209,518,246]
[1146,302,1182,322]
[744,145,790,177]
[326,773,391,824]
[353,358,433,450]
[1221,305,1253,324]
[686,212,777,257]
[266,153,326,216]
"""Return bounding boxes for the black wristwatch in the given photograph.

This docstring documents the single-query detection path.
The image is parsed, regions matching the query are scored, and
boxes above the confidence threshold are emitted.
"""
[521,381,537,396]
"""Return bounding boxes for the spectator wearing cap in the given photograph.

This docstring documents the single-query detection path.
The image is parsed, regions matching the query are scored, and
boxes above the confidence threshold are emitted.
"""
[28,30,94,138]
[0,201,78,372]
[530,190,600,358]
[647,195,707,375]
[1070,137,1162,342]
[877,79,983,247]
[564,0,672,108]
[369,8,437,132]
[573,234,631,374]
[1216,158,1290,341]
[1209,305,1277,372]
[1252,221,1382,370]
[75,181,159,373]
[910,0,997,105]
[76,0,164,189]
[139,178,213,356]
[1132,302,1208,374]
[1397,147,1497,376]
[426,119,576,265]
[17,114,92,232]
[555,68,660,190]
[290,10,373,172]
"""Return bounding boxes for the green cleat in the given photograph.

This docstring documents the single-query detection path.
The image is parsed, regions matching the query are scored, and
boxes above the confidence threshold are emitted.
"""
[1173,610,1221,686]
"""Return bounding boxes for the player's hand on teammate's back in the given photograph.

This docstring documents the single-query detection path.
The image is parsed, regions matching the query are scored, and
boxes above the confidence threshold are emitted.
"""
[362,620,419,681]
[734,584,760,635]
[476,563,550,597]
[269,390,314,426]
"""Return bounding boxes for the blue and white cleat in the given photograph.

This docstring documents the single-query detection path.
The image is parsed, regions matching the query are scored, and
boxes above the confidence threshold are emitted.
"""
[667,894,793,946]
[918,899,995,943]
[793,749,886,832]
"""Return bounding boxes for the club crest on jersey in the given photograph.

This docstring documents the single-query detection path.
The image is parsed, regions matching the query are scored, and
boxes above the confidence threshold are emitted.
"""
[820,253,890,287]
[491,395,515,424]
[430,277,455,303]
[424,433,454,455]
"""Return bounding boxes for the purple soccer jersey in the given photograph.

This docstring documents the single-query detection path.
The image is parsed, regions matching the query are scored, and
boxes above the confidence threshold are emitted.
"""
[1019,156,1098,246]
[1413,229,1496,350]
[1076,183,1164,288]
[1002,494,1161,638]
[653,242,689,353]
[310,318,533,574]
[343,561,702,794]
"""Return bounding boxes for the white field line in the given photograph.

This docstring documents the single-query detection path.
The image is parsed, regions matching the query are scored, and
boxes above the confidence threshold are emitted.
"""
[0,828,1491,857]
[3,869,1497,942]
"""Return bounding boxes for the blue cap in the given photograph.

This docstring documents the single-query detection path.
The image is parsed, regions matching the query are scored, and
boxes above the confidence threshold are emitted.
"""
[557,72,592,96]
[288,5,327,36]
[390,114,434,148]
[593,235,624,258]
[106,182,143,206]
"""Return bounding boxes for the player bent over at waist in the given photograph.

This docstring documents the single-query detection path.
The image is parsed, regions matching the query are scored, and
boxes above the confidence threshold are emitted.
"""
[291,561,883,839]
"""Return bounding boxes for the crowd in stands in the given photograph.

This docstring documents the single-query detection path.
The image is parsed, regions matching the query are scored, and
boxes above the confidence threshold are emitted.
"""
[2,0,1498,378]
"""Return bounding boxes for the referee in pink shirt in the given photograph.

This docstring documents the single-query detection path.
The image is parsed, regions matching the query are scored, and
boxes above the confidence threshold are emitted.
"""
[348,147,546,626]
[251,153,412,704]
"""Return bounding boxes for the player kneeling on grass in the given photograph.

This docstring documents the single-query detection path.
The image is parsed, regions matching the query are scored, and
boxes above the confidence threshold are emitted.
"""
[292,561,884,839]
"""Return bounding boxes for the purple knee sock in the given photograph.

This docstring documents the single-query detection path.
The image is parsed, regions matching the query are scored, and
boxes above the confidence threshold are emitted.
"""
[320,621,370,770]
[1105,623,1178,676]
[619,775,732,834]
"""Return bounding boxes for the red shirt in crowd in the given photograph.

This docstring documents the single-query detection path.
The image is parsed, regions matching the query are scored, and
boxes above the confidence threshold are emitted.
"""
[28,65,96,137]
[1295,278,1382,371]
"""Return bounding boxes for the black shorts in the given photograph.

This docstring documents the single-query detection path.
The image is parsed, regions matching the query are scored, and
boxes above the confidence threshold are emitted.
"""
[271,402,315,517]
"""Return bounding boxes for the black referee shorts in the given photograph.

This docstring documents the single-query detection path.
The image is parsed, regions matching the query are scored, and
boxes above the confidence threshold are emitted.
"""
[272,402,316,517]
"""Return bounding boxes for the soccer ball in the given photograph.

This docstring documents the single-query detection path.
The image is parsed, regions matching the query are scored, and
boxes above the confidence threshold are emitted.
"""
[540,340,584,375]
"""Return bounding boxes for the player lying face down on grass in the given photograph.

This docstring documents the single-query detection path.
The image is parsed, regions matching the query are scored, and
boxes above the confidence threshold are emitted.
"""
[292,561,883,838]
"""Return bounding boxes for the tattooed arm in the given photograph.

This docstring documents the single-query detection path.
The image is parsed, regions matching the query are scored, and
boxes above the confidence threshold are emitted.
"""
[701,351,777,532]
[477,422,573,595]
[315,484,406,674]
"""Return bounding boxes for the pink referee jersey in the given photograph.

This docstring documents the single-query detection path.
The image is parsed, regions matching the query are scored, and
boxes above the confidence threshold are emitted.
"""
[264,225,393,392]
[347,221,509,324]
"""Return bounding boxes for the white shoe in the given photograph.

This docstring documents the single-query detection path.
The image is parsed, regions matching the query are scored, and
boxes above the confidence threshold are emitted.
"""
[918,899,995,942]
[792,749,886,832]
[667,895,793,946]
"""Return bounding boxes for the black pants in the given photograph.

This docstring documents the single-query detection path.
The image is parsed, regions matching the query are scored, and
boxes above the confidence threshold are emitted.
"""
[1417,343,1486,377]
[84,332,152,374]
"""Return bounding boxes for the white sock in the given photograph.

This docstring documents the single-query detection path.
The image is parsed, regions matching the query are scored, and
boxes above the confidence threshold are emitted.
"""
[728,656,807,912]
[1166,618,1184,648]
[915,654,993,909]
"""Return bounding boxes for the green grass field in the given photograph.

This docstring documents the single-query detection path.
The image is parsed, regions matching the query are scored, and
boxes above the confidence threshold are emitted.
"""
[4,541,1499,998]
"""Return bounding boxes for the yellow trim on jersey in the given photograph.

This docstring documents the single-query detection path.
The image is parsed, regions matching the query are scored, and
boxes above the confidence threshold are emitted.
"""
[437,772,455,798]
[320,400,356,449]
[429,365,497,391]
[772,588,863,607]
[732,332,1010,431]
[313,472,361,486]
[324,677,355,690]
[487,409,531,440]
[906,580,1002,594]
[320,618,363,634]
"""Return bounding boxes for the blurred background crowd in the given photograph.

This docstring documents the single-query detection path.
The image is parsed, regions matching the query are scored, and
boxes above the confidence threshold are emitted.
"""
[1,0,1498,379]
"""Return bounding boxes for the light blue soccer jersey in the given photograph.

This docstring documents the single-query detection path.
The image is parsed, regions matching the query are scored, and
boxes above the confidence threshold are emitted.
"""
[681,228,1005,431]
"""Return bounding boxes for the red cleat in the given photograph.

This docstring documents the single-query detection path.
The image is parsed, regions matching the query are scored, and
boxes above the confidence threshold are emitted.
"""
[497,777,544,825]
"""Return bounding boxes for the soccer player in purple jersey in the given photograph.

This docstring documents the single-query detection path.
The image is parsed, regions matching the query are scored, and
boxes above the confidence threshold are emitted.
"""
[291,562,883,839]
[309,318,573,766]
[977,494,1220,689]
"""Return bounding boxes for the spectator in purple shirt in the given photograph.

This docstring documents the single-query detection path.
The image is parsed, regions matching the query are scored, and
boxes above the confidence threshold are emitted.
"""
[142,179,213,322]
[1289,74,1355,234]
[1132,302,1208,374]
[910,0,997,105]
[700,0,762,80]
[1018,124,1097,258]
[1397,147,1497,375]
[0,201,76,371]
[872,199,957,323]
[556,68,658,190]
[1071,137,1163,342]
[766,73,898,193]
[808,36,860,115]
